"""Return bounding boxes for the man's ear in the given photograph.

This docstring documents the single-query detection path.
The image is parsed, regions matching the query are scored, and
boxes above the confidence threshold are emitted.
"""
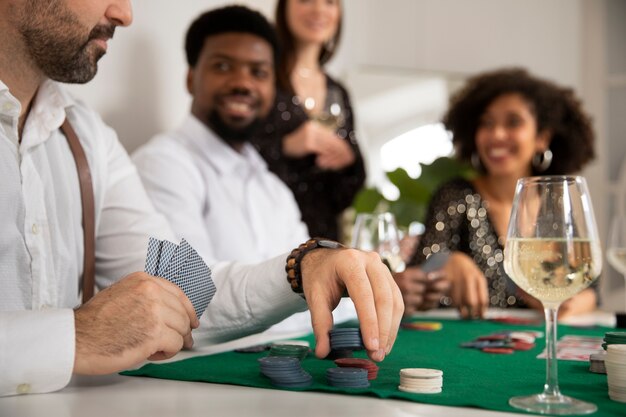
[186,68,194,95]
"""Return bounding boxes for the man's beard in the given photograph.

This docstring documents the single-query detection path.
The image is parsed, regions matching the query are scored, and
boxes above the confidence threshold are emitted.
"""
[17,0,115,84]
[208,111,263,146]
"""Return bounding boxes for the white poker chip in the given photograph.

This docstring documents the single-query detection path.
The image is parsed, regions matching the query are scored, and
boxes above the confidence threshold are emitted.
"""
[400,376,443,386]
[398,385,442,394]
[510,332,536,344]
[400,368,443,378]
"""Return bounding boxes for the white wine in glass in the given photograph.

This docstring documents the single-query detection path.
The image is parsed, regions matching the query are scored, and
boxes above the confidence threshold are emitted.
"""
[504,176,602,415]
[352,212,406,273]
[607,215,626,310]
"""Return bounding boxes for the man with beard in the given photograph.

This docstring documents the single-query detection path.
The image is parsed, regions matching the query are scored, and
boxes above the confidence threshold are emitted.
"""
[0,1,403,397]
[133,6,356,334]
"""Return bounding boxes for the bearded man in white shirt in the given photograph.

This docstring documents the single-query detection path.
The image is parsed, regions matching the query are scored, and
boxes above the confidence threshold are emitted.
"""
[133,6,356,335]
[0,0,403,397]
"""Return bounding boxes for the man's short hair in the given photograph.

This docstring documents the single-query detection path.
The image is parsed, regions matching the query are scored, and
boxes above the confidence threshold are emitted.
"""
[185,5,279,67]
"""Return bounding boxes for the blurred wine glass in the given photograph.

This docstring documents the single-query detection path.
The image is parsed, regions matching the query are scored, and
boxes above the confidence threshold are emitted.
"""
[306,85,345,132]
[607,215,626,311]
[352,212,406,272]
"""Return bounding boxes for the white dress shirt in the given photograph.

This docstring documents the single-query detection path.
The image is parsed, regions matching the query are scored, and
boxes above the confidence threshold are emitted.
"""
[133,115,356,334]
[132,115,310,263]
[0,81,307,397]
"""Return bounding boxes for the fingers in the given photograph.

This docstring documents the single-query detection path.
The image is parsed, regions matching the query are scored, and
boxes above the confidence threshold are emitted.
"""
[147,327,185,361]
[364,257,394,357]
[308,292,335,359]
[386,282,404,354]
[152,277,199,328]
[339,254,381,358]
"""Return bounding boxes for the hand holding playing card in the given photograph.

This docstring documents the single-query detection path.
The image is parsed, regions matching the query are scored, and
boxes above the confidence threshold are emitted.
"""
[73,272,199,375]
[299,248,404,363]
[145,237,217,320]
[394,267,450,316]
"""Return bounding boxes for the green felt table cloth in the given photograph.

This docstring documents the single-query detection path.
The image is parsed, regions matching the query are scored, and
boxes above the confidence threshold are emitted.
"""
[122,319,624,416]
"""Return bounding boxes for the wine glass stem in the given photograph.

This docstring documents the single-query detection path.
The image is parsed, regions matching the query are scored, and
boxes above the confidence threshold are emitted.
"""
[542,306,562,398]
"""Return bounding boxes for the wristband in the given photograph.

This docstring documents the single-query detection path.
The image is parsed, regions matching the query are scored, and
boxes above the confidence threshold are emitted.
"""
[286,238,344,298]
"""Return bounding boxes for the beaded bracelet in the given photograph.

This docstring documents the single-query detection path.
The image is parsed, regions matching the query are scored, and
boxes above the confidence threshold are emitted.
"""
[286,238,345,298]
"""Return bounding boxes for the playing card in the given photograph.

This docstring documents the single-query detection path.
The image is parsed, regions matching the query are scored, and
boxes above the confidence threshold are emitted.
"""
[144,237,216,320]
[144,237,163,276]
[164,238,193,281]
[156,240,178,277]
[176,250,216,318]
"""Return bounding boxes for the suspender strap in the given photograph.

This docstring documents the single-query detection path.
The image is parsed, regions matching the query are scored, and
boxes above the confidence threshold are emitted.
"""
[61,119,96,303]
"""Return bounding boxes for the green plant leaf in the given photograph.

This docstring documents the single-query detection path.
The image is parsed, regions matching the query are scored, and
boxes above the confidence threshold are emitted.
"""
[352,187,384,213]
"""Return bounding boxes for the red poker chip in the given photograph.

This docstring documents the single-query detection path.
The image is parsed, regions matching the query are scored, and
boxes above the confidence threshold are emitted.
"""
[482,347,515,354]
[512,341,535,351]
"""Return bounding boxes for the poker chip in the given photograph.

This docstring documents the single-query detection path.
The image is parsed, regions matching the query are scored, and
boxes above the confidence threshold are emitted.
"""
[482,347,514,354]
[326,367,370,388]
[234,343,271,353]
[605,344,626,403]
[329,328,364,351]
[461,331,536,354]
[268,344,309,360]
[325,349,354,360]
[589,351,607,374]
[398,368,443,394]
[334,358,379,380]
[603,332,626,351]
[258,356,313,389]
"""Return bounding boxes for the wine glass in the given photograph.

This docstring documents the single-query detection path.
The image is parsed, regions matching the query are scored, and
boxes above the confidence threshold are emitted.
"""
[352,212,406,272]
[607,215,626,311]
[504,176,602,415]
[309,85,345,132]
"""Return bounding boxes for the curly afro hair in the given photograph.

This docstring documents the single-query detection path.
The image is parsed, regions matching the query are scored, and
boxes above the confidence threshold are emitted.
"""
[443,68,595,175]
[185,5,279,68]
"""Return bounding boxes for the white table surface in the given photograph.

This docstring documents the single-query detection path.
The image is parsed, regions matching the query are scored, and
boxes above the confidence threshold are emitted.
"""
[0,309,616,417]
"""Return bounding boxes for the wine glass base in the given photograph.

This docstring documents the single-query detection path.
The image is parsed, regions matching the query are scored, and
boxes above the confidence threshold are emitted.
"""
[509,393,597,415]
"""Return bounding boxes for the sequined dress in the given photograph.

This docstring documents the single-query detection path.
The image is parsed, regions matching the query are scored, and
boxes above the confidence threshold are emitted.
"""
[251,75,365,240]
[410,178,527,308]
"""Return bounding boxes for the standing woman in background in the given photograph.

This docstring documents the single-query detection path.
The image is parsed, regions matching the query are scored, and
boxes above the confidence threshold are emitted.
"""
[252,0,365,241]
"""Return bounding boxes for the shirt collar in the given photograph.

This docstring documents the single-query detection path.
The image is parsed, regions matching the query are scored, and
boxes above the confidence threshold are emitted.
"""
[1,78,78,151]
[180,114,268,176]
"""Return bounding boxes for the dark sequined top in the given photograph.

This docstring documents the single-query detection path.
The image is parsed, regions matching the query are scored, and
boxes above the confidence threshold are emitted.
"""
[251,74,365,240]
[409,178,527,308]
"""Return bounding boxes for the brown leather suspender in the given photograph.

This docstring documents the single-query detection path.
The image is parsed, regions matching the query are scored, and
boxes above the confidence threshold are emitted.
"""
[60,119,96,303]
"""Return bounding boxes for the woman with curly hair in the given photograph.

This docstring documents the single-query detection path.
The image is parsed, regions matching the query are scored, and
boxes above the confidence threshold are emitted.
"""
[406,68,596,319]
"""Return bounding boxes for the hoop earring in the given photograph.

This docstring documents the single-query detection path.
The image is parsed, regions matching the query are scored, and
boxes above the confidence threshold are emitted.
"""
[532,149,553,172]
[471,152,483,172]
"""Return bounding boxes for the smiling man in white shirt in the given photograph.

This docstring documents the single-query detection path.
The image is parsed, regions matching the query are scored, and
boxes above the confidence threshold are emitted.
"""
[132,6,356,334]
[0,0,403,397]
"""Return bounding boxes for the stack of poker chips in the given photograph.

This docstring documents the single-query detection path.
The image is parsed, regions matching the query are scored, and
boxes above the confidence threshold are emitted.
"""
[329,328,365,351]
[589,351,607,374]
[603,331,626,350]
[258,356,313,388]
[325,367,370,388]
[268,344,309,361]
[606,344,626,403]
[460,331,537,354]
[334,358,379,380]
[398,368,443,394]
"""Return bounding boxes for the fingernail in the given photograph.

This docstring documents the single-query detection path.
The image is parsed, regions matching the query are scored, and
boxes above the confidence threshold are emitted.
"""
[385,344,392,355]
[369,337,379,351]
[375,349,385,362]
